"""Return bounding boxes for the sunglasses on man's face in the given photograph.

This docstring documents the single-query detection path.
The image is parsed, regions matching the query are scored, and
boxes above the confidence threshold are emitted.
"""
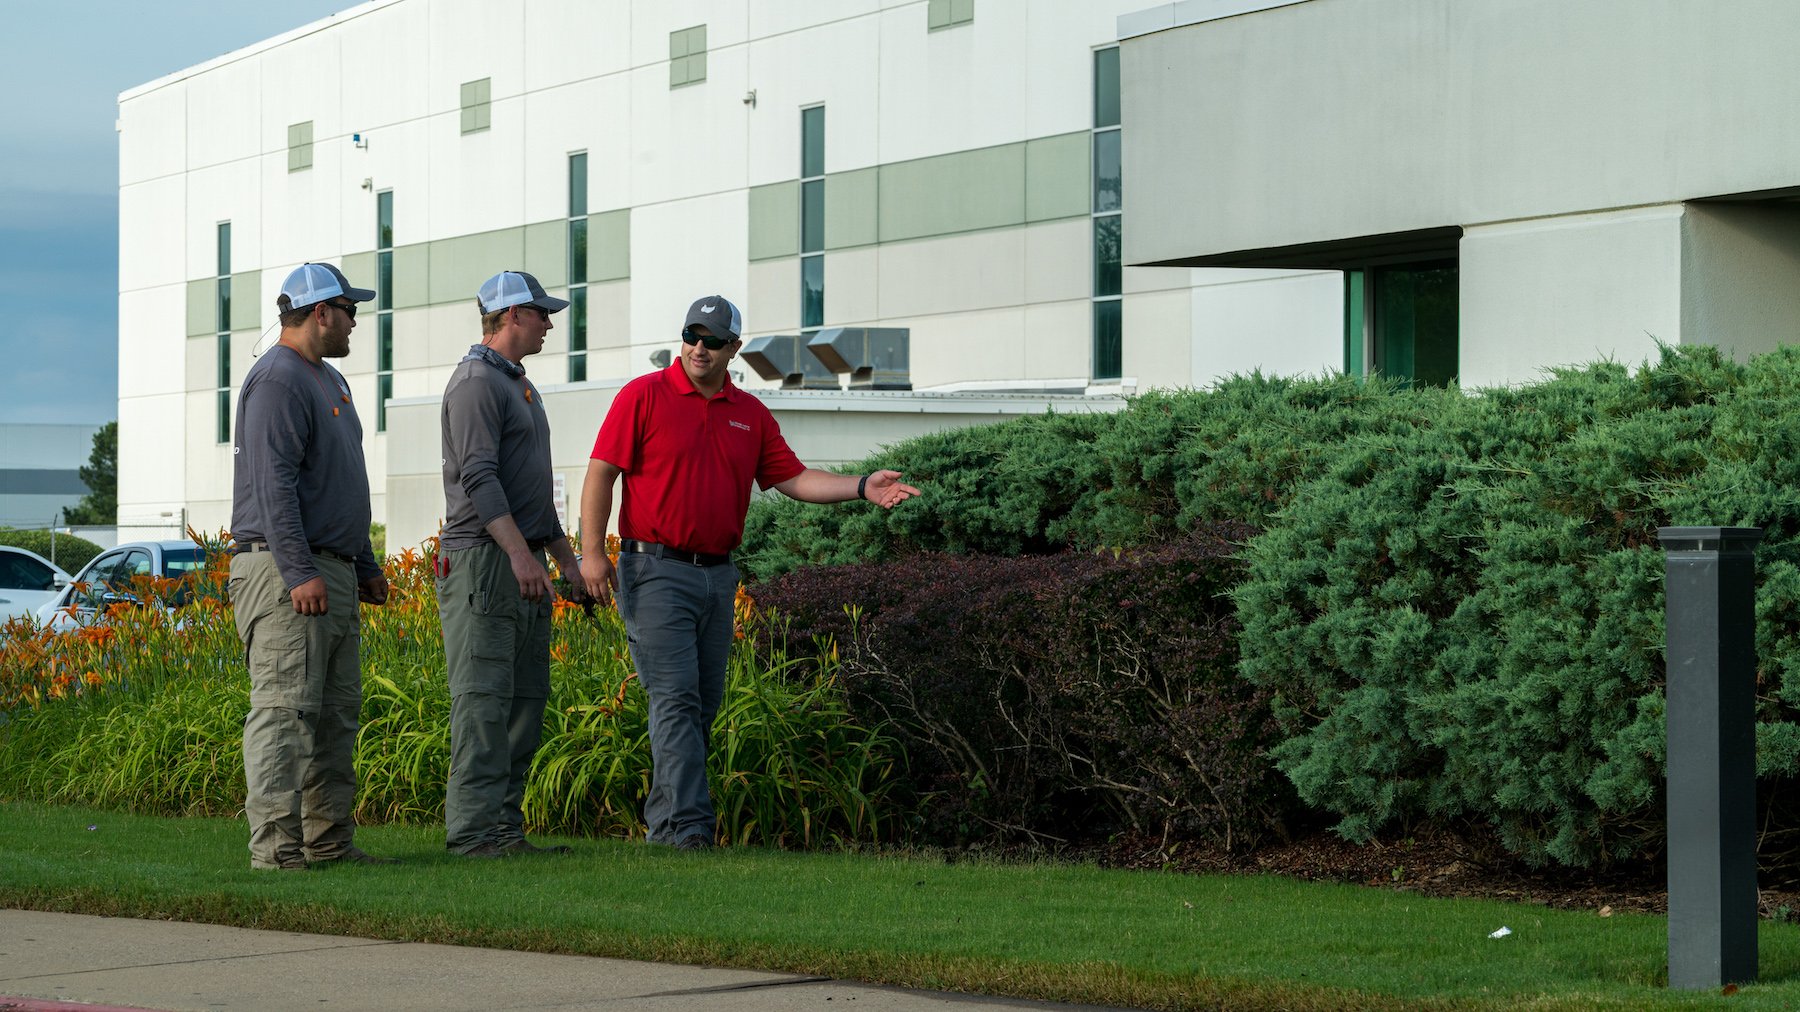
[321,300,358,319]
[681,327,732,351]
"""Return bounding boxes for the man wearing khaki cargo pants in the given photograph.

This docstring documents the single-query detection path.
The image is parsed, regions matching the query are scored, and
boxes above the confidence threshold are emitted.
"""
[230,262,395,870]
[438,270,589,858]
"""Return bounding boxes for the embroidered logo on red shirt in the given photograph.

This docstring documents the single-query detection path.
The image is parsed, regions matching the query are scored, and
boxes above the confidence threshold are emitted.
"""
[728,420,752,431]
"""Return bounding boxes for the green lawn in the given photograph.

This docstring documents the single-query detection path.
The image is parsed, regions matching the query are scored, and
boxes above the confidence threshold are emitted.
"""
[2,800,1793,1010]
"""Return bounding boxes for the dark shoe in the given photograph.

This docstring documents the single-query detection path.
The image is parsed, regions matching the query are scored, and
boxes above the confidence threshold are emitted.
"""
[674,834,713,851]
[310,846,400,867]
[456,842,512,859]
[253,859,309,871]
[503,838,572,855]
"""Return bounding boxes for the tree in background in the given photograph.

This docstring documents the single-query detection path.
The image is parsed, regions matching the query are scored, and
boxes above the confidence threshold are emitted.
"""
[62,421,117,526]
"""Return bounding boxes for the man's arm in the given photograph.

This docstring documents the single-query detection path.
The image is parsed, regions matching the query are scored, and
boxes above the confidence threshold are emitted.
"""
[773,468,920,509]
[578,459,622,605]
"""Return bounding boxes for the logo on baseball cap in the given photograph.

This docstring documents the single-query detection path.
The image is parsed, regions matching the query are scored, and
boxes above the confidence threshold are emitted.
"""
[477,271,571,315]
[278,262,377,310]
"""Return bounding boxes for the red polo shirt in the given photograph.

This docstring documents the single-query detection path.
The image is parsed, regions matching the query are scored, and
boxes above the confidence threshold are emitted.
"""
[592,362,806,554]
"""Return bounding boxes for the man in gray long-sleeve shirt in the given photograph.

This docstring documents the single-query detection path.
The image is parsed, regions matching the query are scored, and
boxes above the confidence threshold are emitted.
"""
[438,270,588,857]
[230,261,395,870]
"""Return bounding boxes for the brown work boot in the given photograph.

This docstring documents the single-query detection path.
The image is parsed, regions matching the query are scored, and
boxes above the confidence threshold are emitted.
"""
[456,842,512,859]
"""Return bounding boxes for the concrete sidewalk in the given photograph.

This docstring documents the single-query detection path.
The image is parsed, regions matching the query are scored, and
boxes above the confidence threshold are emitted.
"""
[0,910,1130,1012]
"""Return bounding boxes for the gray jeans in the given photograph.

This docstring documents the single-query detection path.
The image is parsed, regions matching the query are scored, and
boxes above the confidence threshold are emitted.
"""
[615,551,739,845]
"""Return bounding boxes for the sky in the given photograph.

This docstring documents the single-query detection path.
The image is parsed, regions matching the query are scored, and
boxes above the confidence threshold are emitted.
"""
[0,1,359,426]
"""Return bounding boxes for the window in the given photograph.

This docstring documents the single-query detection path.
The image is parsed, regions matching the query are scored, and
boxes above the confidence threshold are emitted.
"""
[461,78,491,134]
[567,152,589,382]
[670,25,707,88]
[287,121,313,172]
[376,190,394,431]
[1091,48,1122,381]
[1344,262,1459,387]
[928,0,974,30]
[800,105,825,333]
[216,222,232,443]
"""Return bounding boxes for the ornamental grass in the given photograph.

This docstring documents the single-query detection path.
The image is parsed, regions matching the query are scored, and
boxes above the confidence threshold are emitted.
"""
[0,532,903,849]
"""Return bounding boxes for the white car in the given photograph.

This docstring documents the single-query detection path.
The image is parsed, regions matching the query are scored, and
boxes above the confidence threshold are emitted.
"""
[0,545,74,623]
[35,540,209,633]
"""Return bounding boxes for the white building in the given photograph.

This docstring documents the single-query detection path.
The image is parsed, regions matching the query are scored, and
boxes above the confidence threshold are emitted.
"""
[0,424,100,531]
[1120,0,1800,387]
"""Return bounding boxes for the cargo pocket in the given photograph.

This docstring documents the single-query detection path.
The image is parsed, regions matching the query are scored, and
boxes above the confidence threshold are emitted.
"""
[247,618,312,710]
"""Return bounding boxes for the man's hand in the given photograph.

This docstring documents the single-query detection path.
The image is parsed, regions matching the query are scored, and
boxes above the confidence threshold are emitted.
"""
[863,470,922,509]
[510,548,554,600]
[290,576,328,615]
[358,572,389,606]
[580,553,617,607]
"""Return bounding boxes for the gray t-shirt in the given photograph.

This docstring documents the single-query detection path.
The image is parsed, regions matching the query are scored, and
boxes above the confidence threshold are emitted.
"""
[440,349,565,551]
[230,344,378,589]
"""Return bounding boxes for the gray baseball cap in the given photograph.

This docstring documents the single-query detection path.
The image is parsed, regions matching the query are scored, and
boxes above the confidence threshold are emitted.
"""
[477,270,570,314]
[684,295,742,342]
[279,262,376,310]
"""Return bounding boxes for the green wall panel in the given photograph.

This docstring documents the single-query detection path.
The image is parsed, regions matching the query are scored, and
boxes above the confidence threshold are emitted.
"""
[186,279,216,337]
[748,181,799,261]
[340,252,376,297]
[228,270,261,332]
[1025,131,1090,223]
[879,142,1026,243]
[588,209,631,283]
[825,167,878,250]
[429,226,525,306]
[392,244,431,309]
[523,220,567,289]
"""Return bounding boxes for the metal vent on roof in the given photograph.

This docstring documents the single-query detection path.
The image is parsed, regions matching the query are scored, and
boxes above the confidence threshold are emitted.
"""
[806,328,911,390]
[740,334,840,389]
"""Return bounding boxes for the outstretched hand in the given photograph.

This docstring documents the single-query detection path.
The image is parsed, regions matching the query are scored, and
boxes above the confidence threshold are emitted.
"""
[863,470,921,509]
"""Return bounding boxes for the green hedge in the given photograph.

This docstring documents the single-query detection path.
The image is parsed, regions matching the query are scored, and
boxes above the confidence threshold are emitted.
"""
[0,529,102,574]
[742,345,1800,867]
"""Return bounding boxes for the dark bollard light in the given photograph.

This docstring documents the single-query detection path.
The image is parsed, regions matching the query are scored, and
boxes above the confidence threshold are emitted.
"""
[1658,526,1761,990]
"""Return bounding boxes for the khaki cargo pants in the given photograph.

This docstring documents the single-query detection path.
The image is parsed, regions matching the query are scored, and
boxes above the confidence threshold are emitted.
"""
[231,551,362,869]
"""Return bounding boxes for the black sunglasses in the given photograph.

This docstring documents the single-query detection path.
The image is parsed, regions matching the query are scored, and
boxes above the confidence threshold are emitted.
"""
[321,300,358,319]
[681,327,732,351]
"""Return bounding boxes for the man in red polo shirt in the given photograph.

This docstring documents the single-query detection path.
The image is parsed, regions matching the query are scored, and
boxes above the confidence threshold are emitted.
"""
[579,295,919,850]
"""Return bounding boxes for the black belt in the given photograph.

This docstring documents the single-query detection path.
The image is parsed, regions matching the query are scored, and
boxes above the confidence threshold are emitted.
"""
[619,539,731,567]
[234,541,356,565]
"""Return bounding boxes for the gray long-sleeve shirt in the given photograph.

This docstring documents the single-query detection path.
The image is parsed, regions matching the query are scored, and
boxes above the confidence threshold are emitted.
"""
[229,345,379,589]
[440,350,564,551]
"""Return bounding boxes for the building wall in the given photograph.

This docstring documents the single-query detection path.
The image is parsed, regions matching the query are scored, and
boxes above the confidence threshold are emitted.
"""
[0,424,100,530]
[1124,0,1800,267]
[119,0,1342,536]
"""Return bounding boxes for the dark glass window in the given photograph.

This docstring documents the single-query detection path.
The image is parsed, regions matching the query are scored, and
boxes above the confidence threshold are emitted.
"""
[570,287,588,354]
[1094,48,1120,129]
[216,223,231,277]
[801,256,824,329]
[802,106,826,178]
[801,180,825,254]
[376,190,394,249]
[569,217,588,283]
[1093,301,1122,381]
[1093,215,1121,298]
[568,153,588,218]
[377,373,393,433]
[377,251,393,311]
[1093,131,1121,213]
[377,314,393,373]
